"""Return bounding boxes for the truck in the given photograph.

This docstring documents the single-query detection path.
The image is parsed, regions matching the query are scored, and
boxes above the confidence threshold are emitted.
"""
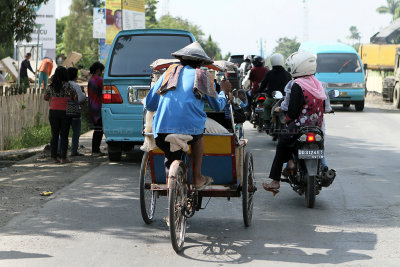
[382,47,400,108]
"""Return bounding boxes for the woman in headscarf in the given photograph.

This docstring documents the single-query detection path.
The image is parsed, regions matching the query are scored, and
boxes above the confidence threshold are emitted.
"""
[145,42,227,190]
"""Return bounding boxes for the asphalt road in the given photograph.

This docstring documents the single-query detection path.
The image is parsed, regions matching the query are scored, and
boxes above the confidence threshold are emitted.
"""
[0,104,399,266]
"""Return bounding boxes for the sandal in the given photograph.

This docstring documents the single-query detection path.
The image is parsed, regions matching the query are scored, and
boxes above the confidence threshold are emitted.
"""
[52,158,60,164]
[195,176,213,191]
[61,158,72,164]
[262,182,280,196]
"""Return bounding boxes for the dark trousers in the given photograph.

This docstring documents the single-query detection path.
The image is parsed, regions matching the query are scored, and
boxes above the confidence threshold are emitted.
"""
[49,110,71,159]
[92,119,103,153]
[71,117,81,154]
[155,133,202,177]
[269,134,296,181]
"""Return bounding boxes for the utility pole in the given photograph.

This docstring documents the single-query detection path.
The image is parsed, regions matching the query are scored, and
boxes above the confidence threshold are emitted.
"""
[303,0,309,42]
[34,24,41,92]
[257,38,266,58]
[162,0,170,16]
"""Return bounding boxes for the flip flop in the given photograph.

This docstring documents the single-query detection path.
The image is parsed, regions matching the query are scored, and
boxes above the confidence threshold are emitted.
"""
[262,182,280,196]
[195,176,213,191]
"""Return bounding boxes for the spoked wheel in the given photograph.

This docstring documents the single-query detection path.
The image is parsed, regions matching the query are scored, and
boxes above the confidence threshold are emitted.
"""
[242,152,255,227]
[168,161,188,253]
[304,173,316,208]
[139,152,156,224]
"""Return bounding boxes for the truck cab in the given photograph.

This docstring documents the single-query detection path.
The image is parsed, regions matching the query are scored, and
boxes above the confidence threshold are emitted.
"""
[103,29,196,161]
[300,42,366,111]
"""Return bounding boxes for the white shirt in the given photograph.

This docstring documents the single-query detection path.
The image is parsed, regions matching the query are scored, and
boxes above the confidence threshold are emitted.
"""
[69,81,86,103]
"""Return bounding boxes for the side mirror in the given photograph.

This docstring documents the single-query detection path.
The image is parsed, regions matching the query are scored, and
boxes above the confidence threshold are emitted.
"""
[328,90,340,98]
[272,91,283,99]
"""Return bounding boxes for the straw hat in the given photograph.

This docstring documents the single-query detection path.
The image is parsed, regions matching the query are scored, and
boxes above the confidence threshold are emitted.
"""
[171,42,213,64]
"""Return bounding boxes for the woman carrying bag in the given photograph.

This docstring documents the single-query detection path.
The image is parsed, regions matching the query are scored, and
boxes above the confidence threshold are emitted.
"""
[44,66,77,164]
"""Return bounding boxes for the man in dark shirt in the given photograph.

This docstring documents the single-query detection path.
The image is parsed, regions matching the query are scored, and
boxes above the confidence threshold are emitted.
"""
[20,53,35,90]
[258,53,292,129]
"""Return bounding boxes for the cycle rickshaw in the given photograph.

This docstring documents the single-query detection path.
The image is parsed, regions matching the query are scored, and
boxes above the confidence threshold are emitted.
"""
[139,59,256,253]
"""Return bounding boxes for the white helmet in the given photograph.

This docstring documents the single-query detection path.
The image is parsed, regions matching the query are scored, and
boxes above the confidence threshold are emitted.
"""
[270,53,284,67]
[285,50,317,77]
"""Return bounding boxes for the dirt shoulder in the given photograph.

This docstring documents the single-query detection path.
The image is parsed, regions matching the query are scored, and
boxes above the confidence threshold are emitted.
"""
[0,132,108,227]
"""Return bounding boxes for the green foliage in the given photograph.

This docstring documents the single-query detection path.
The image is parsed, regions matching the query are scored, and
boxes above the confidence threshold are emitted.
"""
[224,52,231,61]
[0,42,14,59]
[203,35,222,60]
[5,124,51,150]
[145,0,159,28]
[272,37,301,59]
[0,0,49,45]
[348,26,361,46]
[376,0,400,20]
[62,0,99,69]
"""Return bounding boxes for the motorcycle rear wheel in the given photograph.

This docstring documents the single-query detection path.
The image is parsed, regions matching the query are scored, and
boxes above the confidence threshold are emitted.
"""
[304,174,316,208]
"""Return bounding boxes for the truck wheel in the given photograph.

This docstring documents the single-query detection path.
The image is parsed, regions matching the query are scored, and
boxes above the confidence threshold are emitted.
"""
[394,83,400,109]
[355,100,364,111]
[108,152,122,161]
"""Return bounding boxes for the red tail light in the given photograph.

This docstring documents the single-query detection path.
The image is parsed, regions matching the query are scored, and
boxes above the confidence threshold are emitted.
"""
[306,133,315,142]
[258,96,266,101]
[103,85,123,104]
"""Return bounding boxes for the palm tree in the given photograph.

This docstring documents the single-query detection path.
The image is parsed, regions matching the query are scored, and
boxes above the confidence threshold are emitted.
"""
[376,0,400,20]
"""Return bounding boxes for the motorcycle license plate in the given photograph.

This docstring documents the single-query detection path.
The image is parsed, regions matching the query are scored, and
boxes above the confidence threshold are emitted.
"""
[255,107,263,112]
[298,149,324,159]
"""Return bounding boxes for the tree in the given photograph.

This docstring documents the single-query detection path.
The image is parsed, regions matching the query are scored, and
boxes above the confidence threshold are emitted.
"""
[348,26,361,45]
[272,37,300,59]
[145,0,158,28]
[0,0,49,45]
[63,0,99,68]
[56,16,68,58]
[376,0,400,20]
[203,35,222,60]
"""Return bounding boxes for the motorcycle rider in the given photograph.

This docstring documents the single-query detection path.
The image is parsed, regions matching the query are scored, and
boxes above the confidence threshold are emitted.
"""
[258,53,292,130]
[263,51,327,191]
[246,56,268,121]
[239,55,252,78]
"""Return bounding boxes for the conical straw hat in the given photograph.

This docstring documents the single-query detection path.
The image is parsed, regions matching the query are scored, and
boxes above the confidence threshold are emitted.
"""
[171,42,213,64]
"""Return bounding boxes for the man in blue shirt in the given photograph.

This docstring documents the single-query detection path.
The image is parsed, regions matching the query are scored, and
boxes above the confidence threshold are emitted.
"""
[145,42,227,190]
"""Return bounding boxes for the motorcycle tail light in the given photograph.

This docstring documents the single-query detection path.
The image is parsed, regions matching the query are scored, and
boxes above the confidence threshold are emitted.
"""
[306,133,315,142]
[258,97,266,101]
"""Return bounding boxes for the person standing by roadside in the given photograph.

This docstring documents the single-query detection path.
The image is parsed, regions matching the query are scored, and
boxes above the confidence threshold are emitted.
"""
[38,57,54,90]
[88,62,105,156]
[68,67,86,156]
[44,66,77,164]
[20,53,35,91]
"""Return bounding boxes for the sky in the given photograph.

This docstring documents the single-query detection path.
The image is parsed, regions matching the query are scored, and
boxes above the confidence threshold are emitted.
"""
[56,0,393,56]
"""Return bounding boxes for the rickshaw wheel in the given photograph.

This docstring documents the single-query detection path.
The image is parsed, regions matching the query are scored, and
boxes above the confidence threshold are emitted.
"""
[139,152,156,224]
[242,152,255,227]
[168,161,187,253]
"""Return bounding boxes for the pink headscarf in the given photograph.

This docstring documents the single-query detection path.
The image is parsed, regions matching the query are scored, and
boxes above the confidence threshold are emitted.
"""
[295,75,327,100]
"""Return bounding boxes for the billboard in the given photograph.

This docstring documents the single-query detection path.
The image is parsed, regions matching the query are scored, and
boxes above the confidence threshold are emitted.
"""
[93,8,106,39]
[122,0,145,30]
[28,0,56,60]
[105,0,122,45]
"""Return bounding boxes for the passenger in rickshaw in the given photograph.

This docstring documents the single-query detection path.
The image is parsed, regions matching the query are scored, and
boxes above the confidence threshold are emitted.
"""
[145,42,227,190]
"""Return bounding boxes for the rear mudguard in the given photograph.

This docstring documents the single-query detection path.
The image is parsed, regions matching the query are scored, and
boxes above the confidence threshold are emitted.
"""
[304,159,319,177]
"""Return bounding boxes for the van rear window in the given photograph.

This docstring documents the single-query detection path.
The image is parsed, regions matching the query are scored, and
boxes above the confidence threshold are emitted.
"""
[109,34,192,76]
[317,53,362,73]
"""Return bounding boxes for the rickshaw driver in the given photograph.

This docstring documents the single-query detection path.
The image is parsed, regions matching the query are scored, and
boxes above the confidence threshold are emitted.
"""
[145,42,227,190]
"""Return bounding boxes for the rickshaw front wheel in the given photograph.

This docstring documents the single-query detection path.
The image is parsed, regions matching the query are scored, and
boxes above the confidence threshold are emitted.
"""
[139,152,156,224]
[242,152,255,227]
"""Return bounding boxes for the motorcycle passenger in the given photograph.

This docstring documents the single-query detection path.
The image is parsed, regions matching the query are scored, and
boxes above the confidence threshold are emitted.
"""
[263,51,327,191]
[239,55,252,78]
[246,56,269,114]
[145,42,227,191]
[258,53,292,130]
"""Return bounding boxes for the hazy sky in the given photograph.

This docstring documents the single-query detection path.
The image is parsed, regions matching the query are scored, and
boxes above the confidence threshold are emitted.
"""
[56,0,393,56]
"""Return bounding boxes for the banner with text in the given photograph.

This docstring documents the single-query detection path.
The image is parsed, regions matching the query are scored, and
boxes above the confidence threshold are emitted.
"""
[105,0,122,45]
[93,8,106,39]
[28,0,56,60]
[122,0,145,30]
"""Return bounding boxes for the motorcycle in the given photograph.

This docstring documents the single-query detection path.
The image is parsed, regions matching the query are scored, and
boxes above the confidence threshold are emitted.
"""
[269,90,339,208]
[250,93,267,132]
[266,91,285,141]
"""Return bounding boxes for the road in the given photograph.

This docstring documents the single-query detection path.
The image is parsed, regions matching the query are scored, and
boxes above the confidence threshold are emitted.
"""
[0,104,399,266]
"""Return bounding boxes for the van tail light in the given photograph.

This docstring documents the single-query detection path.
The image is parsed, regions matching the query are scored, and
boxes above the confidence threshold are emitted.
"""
[103,85,123,104]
